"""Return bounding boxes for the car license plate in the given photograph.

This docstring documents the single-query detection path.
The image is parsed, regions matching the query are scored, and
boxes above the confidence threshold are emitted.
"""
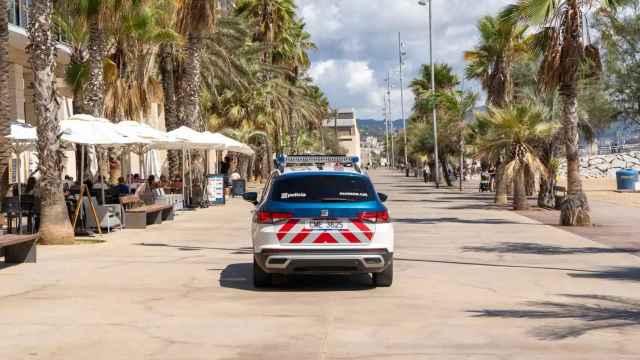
[307,219,343,231]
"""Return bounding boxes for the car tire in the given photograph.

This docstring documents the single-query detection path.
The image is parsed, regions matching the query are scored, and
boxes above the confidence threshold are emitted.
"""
[373,260,393,287]
[253,259,272,288]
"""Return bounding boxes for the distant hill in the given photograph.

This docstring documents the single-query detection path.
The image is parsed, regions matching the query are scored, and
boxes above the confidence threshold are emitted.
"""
[357,118,404,138]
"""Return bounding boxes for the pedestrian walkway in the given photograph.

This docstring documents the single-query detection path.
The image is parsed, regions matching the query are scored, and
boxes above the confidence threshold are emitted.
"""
[1,169,640,359]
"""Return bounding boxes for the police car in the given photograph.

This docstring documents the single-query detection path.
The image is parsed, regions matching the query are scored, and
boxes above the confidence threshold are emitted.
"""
[242,155,394,287]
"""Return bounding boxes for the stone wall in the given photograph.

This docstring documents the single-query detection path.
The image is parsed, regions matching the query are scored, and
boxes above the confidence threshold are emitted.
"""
[559,151,640,178]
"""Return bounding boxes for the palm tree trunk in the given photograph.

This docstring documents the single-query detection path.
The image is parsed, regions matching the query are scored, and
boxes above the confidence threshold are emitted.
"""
[558,3,591,226]
[179,34,204,187]
[28,0,74,244]
[84,12,105,117]
[559,90,591,225]
[159,43,180,177]
[538,174,556,209]
[439,154,452,187]
[0,0,11,204]
[495,163,508,205]
[178,34,202,130]
[513,163,529,210]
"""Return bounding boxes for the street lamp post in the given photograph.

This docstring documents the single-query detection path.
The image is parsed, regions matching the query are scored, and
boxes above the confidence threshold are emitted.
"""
[385,71,395,169]
[418,0,440,188]
[398,32,409,176]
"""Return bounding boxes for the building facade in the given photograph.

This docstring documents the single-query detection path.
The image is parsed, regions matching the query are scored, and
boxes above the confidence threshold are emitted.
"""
[5,0,171,182]
[323,109,361,159]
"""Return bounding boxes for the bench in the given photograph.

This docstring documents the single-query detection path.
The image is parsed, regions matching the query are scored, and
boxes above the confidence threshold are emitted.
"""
[554,186,567,209]
[0,233,39,264]
[120,195,174,229]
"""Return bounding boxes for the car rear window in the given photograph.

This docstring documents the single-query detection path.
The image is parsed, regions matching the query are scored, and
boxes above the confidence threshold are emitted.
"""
[271,175,375,202]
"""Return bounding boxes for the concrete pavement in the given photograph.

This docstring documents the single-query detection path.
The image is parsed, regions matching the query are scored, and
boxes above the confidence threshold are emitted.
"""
[1,169,640,359]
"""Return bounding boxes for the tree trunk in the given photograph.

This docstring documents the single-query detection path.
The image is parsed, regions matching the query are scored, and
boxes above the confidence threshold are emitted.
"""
[159,43,181,178]
[513,163,529,210]
[28,0,74,244]
[558,2,591,226]
[440,154,452,187]
[179,34,204,186]
[494,163,508,205]
[83,12,105,117]
[0,0,11,204]
[559,92,591,225]
[538,174,556,209]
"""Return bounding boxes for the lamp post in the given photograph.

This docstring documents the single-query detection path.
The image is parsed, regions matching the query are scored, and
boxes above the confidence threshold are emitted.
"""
[418,0,440,188]
[385,71,396,169]
[398,32,409,176]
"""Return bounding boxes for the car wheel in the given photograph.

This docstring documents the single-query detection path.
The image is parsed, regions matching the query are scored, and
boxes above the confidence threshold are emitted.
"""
[373,260,393,287]
[253,258,272,288]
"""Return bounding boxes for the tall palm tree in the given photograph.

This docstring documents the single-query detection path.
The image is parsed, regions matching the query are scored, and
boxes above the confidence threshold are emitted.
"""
[464,15,529,107]
[0,0,11,201]
[27,0,75,244]
[501,0,628,225]
[475,105,552,210]
[77,0,111,117]
[176,0,216,131]
[235,0,296,64]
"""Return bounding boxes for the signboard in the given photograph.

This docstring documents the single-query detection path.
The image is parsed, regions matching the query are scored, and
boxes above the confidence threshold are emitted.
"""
[206,175,225,205]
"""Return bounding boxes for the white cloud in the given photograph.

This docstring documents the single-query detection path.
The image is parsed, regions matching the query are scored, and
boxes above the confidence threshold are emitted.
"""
[296,0,512,119]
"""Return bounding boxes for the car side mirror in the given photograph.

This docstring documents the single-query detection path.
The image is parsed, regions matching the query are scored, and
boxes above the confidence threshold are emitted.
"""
[377,192,388,202]
[243,192,258,205]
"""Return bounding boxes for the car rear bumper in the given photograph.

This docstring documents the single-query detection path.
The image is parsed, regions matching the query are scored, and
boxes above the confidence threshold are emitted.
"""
[255,249,393,275]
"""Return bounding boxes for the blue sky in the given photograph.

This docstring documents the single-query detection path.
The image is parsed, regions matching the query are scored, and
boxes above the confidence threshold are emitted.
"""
[296,0,512,119]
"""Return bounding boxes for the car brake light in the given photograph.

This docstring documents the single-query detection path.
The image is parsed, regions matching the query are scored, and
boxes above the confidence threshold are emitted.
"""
[358,211,389,223]
[257,211,293,224]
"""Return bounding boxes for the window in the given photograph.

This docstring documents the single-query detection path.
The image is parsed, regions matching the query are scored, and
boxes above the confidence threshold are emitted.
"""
[271,175,374,202]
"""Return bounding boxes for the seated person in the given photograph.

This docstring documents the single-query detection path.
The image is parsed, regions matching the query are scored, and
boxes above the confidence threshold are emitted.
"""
[161,174,171,187]
[230,171,242,181]
[25,176,40,197]
[146,175,157,191]
[115,177,130,195]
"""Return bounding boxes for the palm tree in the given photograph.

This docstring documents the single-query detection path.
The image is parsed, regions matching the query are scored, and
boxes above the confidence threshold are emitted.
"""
[176,0,216,131]
[77,0,111,117]
[475,105,553,210]
[235,0,296,64]
[464,15,529,107]
[502,0,628,225]
[27,0,75,244]
[0,0,11,201]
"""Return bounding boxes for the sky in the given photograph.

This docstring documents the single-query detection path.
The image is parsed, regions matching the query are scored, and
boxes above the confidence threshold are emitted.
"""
[296,0,512,120]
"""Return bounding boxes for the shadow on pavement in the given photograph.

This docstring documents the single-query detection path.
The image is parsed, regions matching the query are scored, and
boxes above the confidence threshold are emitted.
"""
[219,263,374,292]
[569,267,640,282]
[0,263,19,271]
[395,257,591,272]
[393,217,528,225]
[462,242,640,256]
[136,242,253,254]
[470,294,640,340]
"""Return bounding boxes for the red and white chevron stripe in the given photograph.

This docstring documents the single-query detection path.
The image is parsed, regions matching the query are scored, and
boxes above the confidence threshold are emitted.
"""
[276,219,374,244]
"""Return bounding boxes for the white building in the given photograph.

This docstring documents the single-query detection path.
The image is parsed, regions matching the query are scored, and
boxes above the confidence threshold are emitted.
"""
[322,108,361,159]
[4,0,169,182]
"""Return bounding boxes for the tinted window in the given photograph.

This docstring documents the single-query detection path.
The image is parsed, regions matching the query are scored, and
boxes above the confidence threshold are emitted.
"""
[271,175,375,202]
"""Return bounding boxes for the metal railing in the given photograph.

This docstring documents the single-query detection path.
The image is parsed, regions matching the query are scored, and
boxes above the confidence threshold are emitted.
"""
[598,143,640,155]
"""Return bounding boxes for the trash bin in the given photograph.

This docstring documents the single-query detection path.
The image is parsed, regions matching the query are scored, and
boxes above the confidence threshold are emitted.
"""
[231,179,246,197]
[616,169,639,191]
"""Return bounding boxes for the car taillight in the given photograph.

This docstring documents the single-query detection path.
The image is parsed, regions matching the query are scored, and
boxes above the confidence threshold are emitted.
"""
[257,211,293,224]
[358,211,389,223]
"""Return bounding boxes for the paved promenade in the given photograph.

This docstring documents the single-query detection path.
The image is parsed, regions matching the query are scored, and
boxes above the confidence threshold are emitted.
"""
[2,169,640,359]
